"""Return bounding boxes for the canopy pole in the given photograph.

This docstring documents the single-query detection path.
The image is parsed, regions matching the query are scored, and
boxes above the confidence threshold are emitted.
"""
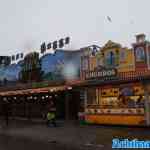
[143,82,150,126]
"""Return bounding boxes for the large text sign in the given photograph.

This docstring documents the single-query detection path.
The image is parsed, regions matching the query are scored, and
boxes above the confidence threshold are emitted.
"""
[85,68,117,79]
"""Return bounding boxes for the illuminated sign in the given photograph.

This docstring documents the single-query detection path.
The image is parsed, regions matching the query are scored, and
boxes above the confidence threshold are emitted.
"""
[85,68,117,79]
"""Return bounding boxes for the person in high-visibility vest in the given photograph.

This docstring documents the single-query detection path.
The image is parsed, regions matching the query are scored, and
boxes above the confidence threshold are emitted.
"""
[47,101,56,127]
[47,111,56,126]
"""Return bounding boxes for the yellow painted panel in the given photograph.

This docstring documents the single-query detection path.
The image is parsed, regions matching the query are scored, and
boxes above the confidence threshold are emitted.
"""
[89,56,97,71]
[85,115,145,125]
[118,49,135,72]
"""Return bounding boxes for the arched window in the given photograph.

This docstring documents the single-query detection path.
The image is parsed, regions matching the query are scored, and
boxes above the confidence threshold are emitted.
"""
[120,50,126,62]
[136,47,145,62]
[106,51,115,66]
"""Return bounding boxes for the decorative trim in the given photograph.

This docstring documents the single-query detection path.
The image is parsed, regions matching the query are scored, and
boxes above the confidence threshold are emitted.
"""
[85,108,144,115]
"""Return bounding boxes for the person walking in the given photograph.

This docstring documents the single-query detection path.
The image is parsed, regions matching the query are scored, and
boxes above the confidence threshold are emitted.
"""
[47,101,56,127]
[47,110,56,127]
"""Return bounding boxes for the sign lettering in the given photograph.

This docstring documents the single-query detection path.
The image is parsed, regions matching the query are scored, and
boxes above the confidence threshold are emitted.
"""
[85,68,117,79]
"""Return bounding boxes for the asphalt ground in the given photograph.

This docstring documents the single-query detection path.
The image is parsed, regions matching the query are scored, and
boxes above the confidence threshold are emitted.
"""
[0,119,150,150]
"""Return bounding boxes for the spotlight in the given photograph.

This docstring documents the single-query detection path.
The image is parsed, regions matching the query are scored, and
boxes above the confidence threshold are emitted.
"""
[3,97,7,100]
[50,89,54,92]
[67,86,72,90]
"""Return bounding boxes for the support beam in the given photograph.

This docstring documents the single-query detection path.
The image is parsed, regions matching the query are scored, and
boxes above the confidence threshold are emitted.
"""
[143,83,150,126]
[65,91,70,120]
[84,89,87,113]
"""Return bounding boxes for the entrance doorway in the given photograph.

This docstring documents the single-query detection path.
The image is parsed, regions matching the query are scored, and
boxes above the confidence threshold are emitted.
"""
[0,89,82,121]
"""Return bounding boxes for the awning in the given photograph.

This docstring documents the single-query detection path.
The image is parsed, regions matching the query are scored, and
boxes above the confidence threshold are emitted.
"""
[0,85,69,96]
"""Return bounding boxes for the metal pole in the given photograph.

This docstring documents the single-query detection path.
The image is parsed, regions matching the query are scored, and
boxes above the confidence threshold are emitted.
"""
[84,89,87,113]
[65,91,69,120]
[143,83,150,126]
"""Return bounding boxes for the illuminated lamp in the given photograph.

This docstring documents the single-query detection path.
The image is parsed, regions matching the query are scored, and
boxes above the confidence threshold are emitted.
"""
[67,87,72,90]
[50,89,54,92]
[55,94,57,97]
[3,97,7,101]
[14,97,17,100]
[46,95,49,98]
[42,96,45,99]
[34,97,37,100]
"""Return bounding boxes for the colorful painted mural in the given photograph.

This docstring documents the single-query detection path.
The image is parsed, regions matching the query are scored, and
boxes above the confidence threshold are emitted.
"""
[80,34,150,126]
[80,34,150,77]
[0,49,85,84]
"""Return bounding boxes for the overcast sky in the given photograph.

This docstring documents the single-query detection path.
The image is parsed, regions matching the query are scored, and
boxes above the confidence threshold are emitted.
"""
[0,0,150,55]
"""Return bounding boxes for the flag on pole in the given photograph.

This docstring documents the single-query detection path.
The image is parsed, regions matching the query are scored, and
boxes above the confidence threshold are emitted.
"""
[107,16,112,22]
[53,41,58,49]
[20,53,24,58]
[40,42,46,54]
[65,37,70,44]
[59,39,64,48]
[11,55,15,61]
[16,53,20,60]
[47,42,51,49]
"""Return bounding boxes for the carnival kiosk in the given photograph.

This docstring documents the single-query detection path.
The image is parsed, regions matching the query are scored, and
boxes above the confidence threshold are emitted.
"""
[80,34,150,126]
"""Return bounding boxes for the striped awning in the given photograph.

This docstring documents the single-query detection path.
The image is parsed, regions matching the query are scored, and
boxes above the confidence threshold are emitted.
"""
[0,85,68,96]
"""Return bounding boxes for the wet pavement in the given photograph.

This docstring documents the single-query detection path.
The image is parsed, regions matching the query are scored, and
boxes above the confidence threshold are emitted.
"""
[0,119,150,150]
[0,134,105,150]
[0,135,60,150]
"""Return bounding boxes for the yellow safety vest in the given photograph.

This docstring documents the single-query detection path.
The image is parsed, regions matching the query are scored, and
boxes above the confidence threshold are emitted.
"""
[47,112,55,120]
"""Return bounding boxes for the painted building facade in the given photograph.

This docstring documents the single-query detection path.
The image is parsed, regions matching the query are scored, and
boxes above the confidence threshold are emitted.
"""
[0,48,89,120]
[80,34,150,126]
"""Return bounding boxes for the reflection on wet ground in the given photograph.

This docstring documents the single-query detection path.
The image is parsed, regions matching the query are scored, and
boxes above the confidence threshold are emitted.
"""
[0,135,78,150]
[0,120,150,150]
[95,126,150,145]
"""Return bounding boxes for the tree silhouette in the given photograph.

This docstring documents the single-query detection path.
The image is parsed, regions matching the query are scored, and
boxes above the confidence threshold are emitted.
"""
[19,52,43,82]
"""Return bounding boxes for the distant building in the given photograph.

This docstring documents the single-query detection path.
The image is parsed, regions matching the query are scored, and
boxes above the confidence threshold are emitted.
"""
[19,52,42,82]
[40,48,97,81]
[0,56,11,67]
